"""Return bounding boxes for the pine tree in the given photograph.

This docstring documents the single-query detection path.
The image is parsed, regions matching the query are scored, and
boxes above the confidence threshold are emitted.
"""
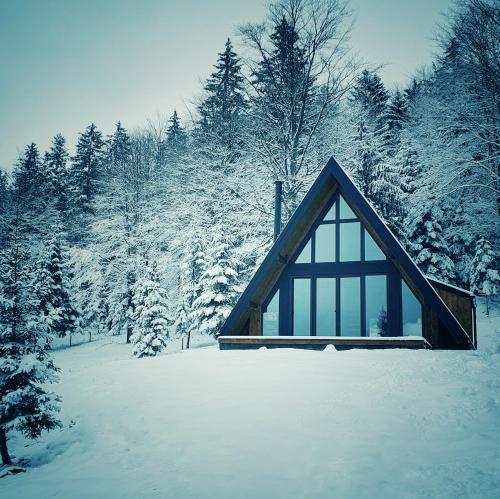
[349,70,389,195]
[106,121,131,177]
[0,216,61,465]
[183,233,208,347]
[13,143,45,210]
[409,208,456,282]
[348,71,405,235]
[0,170,10,247]
[381,91,408,156]
[197,38,247,165]
[251,15,311,212]
[191,223,242,337]
[71,123,105,213]
[45,134,70,214]
[470,237,499,315]
[34,230,79,344]
[166,110,187,159]
[130,262,171,358]
[172,292,190,346]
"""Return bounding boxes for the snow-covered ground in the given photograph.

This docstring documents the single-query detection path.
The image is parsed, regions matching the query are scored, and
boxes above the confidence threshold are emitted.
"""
[2,301,500,499]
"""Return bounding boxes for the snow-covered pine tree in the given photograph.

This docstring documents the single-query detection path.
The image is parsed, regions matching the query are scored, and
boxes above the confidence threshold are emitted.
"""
[13,143,45,213]
[45,134,70,215]
[469,237,499,315]
[166,110,187,160]
[349,70,389,195]
[106,121,131,177]
[191,222,242,337]
[34,230,79,345]
[0,216,61,466]
[130,262,171,358]
[197,37,247,167]
[70,123,105,215]
[381,90,408,157]
[172,291,190,346]
[183,233,208,347]
[348,71,405,236]
[408,207,456,282]
[0,170,10,247]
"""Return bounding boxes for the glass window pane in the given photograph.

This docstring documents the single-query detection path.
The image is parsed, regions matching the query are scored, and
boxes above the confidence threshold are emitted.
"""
[366,275,388,336]
[316,278,336,336]
[293,279,311,336]
[295,239,311,263]
[262,289,279,336]
[365,230,385,261]
[323,202,336,221]
[340,277,360,336]
[339,222,360,261]
[339,195,356,219]
[315,224,335,262]
[402,280,422,336]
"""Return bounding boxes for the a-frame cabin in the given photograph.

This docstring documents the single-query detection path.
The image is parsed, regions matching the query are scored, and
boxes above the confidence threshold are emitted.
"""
[218,157,476,350]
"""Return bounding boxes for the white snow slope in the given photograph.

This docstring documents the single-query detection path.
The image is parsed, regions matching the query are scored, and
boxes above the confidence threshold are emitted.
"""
[2,301,500,499]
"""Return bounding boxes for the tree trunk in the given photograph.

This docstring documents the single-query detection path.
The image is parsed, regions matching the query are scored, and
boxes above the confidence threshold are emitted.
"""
[186,331,191,349]
[0,428,12,465]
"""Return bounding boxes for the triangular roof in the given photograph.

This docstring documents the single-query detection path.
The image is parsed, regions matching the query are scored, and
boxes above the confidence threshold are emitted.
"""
[219,156,473,348]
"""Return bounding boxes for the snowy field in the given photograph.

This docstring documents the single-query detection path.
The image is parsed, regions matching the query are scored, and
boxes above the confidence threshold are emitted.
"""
[1,301,500,499]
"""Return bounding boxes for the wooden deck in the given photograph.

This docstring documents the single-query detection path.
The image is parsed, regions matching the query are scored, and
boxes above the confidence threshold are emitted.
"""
[218,335,431,351]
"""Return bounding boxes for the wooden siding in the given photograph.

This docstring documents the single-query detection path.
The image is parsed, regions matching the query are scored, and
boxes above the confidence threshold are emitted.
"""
[431,285,475,347]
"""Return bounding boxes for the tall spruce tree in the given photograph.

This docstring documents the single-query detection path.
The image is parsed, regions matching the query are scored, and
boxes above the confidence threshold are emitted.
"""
[191,222,242,337]
[45,134,70,214]
[408,207,456,282]
[166,110,187,159]
[130,262,171,358]
[251,16,310,211]
[106,121,131,177]
[71,123,105,213]
[179,233,207,348]
[13,143,45,210]
[0,216,61,465]
[349,70,389,195]
[34,230,79,344]
[470,237,499,314]
[382,91,408,156]
[0,171,10,247]
[197,38,247,165]
[348,71,405,235]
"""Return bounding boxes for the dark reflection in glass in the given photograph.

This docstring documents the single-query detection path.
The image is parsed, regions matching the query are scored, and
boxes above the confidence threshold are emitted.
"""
[262,289,279,336]
[402,280,422,336]
[295,239,311,263]
[365,230,385,261]
[316,278,336,336]
[315,224,335,262]
[293,279,311,336]
[365,275,387,336]
[339,195,356,219]
[340,222,360,261]
[340,277,360,336]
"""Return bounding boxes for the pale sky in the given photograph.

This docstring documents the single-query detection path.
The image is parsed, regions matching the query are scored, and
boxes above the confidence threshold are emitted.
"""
[0,0,453,170]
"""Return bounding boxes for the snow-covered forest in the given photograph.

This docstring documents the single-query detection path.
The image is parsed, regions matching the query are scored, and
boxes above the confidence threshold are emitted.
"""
[0,0,499,472]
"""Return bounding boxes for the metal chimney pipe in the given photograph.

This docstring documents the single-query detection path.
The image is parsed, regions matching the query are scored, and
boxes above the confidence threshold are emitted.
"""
[274,180,283,241]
